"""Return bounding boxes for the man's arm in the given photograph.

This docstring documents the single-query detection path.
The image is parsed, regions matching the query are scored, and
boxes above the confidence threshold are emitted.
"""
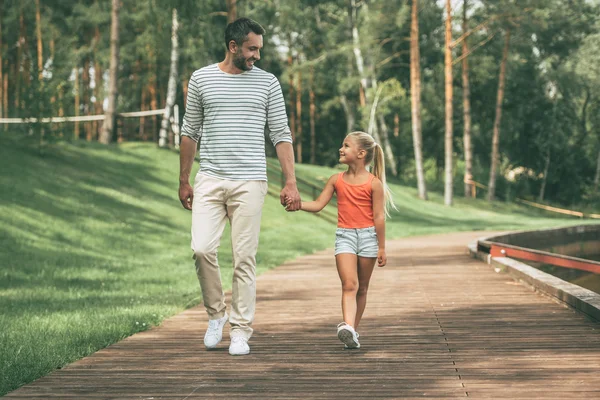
[275,142,301,210]
[266,76,301,210]
[178,72,203,210]
[179,136,197,210]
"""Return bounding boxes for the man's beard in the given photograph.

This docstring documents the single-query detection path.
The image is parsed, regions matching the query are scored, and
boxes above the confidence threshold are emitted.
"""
[233,51,254,71]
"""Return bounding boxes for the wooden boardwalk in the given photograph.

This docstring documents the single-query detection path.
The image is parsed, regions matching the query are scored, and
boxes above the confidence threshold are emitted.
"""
[6,231,600,399]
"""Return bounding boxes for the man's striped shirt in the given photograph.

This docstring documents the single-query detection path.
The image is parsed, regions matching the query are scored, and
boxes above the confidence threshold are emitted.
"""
[181,63,292,181]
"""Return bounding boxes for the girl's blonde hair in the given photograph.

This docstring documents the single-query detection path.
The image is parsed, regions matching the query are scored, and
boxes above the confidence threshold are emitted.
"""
[346,131,397,218]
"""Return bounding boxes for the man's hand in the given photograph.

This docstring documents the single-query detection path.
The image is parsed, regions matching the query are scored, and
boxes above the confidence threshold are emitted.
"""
[280,181,301,211]
[179,182,194,210]
[377,249,387,267]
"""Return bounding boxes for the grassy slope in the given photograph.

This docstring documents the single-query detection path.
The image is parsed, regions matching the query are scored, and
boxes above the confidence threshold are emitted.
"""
[0,139,587,395]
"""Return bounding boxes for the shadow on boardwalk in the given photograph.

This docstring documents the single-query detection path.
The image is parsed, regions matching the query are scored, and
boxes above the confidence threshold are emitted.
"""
[5,231,600,399]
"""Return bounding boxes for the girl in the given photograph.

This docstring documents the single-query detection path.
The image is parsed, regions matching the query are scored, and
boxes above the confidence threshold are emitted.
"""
[287,131,396,349]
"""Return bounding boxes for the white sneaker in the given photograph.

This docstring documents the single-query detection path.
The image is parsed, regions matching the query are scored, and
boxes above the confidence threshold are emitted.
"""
[204,313,228,349]
[229,336,250,356]
[337,322,360,349]
[344,332,360,349]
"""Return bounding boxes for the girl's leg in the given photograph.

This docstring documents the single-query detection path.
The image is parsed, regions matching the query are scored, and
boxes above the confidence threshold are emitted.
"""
[335,253,359,327]
[354,256,377,330]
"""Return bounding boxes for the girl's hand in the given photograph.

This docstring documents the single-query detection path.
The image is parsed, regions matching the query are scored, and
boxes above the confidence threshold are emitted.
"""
[377,249,387,267]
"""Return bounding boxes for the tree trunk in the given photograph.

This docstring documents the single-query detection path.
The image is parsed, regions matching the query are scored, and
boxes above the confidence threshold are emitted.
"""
[487,29,510,201]
[159,8,179,148]
[394,114,399,137]
[94,27,103,139]
[74,67,80,139]
[287,50,296,142]
[0,1,3,122]
[100,0,120,144]
[444,0,453,206]
[594,148,600,194]
[147,47,158,141]
[16,10,24,111]
[295,65,302,163]
[340,95,355,133]
[35,0,43,80]
[2,70,6,128]
[182,76,188,108]
[83,59,92,141]
[538,148,550,202]
[410,0,427,200]
[349,0,369,106]
[226,0,237,23]
[139,85,147,140]
[462,0,474,198]
[309,67,316,164]
[378,114,398,176]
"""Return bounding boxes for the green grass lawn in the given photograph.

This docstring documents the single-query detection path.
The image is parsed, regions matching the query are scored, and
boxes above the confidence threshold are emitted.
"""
[0,137,590,395]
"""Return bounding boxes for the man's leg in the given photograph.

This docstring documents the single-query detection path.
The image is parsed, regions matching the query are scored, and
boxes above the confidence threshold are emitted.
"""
[226,180,267,340]
[191,173,228,320]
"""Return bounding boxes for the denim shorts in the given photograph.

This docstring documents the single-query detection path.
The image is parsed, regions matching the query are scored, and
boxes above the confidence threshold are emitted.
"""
[334,226,379,258]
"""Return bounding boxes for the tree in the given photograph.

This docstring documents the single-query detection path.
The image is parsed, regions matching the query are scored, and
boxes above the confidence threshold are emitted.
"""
[487,29,510,201]
[410,0,427,200]
[100,0,120,144]
[158,8,179,148]
[461,0,473,198]
[444,0,453,206]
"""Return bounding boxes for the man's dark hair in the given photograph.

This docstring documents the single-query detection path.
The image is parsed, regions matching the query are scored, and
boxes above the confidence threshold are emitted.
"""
[224,18,265,51]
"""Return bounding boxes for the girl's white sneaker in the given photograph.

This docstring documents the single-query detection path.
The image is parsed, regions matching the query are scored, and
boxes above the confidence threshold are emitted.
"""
[337,322,360,349]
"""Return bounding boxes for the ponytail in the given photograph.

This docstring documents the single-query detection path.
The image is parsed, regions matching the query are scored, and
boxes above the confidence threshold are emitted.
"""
[372,143,397,218]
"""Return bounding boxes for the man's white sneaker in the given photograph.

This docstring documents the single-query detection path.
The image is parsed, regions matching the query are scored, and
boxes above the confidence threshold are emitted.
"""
[337,322,360,349]
[229,336,250,356]
[204,313,228,349]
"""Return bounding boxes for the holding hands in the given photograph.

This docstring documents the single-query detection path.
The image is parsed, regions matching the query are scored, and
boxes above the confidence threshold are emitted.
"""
[280,182,301,212]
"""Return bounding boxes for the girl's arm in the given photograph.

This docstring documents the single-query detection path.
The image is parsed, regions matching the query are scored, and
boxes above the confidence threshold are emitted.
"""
[289,174,337,213]
[372,178,387,267]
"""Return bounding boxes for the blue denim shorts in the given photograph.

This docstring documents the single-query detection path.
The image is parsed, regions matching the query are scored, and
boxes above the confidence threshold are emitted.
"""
[334,226,379,258]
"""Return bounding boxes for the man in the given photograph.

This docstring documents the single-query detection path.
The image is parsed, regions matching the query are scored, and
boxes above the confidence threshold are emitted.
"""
[178,17,301,356]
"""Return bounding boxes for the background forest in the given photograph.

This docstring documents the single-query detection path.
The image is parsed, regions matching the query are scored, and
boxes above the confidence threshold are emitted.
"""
[1,0,599,208]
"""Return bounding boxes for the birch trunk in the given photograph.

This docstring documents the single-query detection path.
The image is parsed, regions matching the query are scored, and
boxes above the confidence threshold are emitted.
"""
[444,0,453,206]
[100,0,120,144]
[538,148,550,202]
[340,95,355,133]
[378,114,398,176]
[410,0,427,200]
[487,29,510,201]
[159,8,179,148]
[462,0,473,198]
[349,0,369,106]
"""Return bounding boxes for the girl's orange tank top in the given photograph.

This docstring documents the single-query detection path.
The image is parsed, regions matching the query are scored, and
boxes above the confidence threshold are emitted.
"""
[334,172,375,228]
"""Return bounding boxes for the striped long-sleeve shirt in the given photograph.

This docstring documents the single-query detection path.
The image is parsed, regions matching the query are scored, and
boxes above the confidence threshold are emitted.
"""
[181,63,292,181]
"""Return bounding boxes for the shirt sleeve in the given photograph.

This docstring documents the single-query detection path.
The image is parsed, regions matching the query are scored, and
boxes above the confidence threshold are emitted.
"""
[180,73,203,142]
[266,76,293,146]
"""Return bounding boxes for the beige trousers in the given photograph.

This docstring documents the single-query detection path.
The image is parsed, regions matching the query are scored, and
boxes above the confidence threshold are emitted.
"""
[191,173,267,339]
